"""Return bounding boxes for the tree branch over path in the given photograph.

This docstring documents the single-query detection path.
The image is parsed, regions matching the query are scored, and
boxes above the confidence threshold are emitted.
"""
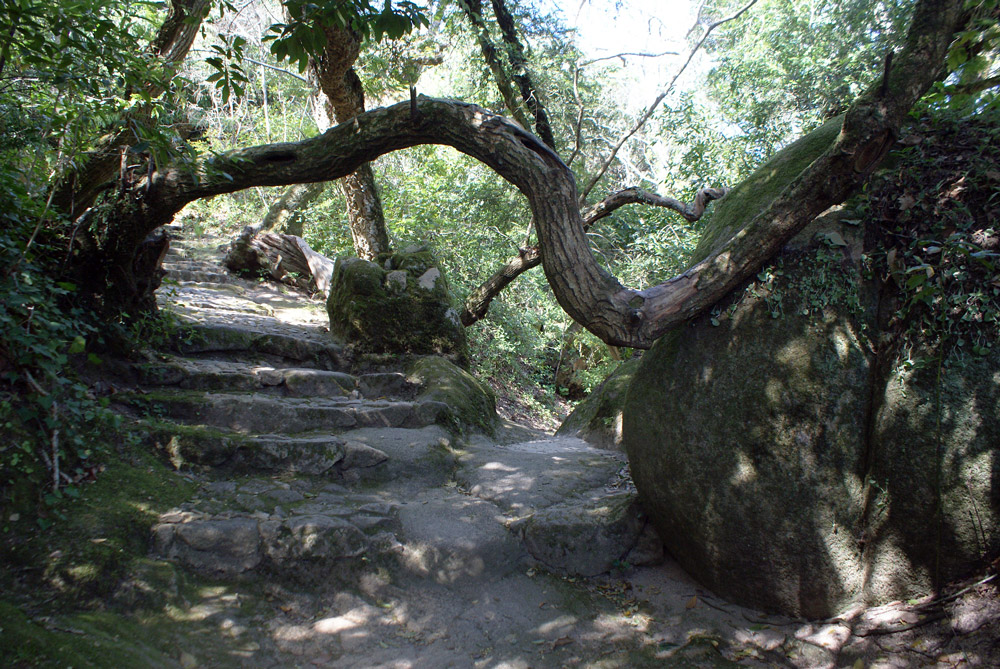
[459,184,728,326]
[50,0,210,217]
[132,0,967,348]
[578,0,758,204]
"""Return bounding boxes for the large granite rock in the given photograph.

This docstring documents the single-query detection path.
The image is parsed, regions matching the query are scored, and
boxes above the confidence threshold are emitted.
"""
[866,346,1000,603]
[407,356,499,435]
[326,246,468,364]
[623,118,999,618]
[557,358,640,451]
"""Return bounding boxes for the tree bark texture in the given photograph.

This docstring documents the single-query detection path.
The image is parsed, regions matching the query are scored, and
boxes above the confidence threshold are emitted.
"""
[49,0,209,217]
[488,0,556,149]
[460,185,728,325]
[124,0,964,347]
[457,0,533,131]
[311,28,389,259]
[242,232,335,295]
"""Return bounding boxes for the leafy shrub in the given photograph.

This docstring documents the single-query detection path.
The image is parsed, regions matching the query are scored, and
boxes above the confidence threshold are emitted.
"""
[0,183,122,520]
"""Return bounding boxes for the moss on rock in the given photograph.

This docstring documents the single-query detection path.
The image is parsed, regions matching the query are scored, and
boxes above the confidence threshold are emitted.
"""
[557,357,641,450]
[623,115,1000,618]
[407,356,499,435]
[326,249,468,365]
[689,115,843,265]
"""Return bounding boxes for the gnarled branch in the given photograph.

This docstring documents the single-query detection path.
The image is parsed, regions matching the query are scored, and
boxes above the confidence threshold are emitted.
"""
[460,185,728,326]
[135,0,967,349]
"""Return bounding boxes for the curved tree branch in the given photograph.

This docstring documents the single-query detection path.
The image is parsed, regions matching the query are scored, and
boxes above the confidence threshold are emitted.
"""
[132,0,966,349]
[460,185,728,326]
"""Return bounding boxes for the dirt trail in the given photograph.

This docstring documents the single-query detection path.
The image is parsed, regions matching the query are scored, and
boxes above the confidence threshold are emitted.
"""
[125,227,998,668]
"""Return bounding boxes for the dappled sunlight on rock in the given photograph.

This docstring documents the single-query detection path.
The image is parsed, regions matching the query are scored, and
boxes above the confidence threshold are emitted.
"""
[794,621,852,651]
[728,450,757,486]
[103,227,1000,667]
[534,614,578,636]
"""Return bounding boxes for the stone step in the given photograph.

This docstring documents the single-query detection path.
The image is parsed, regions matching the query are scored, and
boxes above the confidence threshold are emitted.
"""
[165,268,236,284]
[134,356,416,400]
[136,357,355,395]
[152,479,403,578]
[146,423,390,475]
[123,390,449,434]
[151,470,528,583]
[164,240,225,261]
[163,258,221,270]
[454,435,663,576]
[166,323,343,370]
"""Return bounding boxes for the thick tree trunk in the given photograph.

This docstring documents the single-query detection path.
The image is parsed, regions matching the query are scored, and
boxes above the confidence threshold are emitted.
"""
[262,182,324,238]
[312,29,389,260]
[237,26,389,269]
[49,0,209,218]
[112,0,964,346]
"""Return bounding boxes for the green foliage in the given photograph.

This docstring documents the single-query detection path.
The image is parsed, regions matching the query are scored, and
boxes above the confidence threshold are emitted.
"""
[924,0,1000,112]
[265,0,429,72]
[865,108,1000,360]
[205,33,252,105]
[706,0,914,150]
[0,0,185,186]
[0,201,125,516]
[2,442,194,602]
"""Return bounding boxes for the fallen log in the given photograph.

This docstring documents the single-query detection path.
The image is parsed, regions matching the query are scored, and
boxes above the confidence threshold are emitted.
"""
[227,232,335,296]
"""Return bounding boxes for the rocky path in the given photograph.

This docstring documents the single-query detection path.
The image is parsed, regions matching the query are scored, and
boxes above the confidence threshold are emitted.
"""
[125,228,996,668]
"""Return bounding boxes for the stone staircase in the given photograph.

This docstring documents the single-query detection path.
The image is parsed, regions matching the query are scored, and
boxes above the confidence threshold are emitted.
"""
[112,228,692,666]
[95,227,994,667]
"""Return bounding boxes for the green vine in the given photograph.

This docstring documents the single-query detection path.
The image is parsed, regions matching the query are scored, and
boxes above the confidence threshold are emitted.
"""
[867,109,1000,365]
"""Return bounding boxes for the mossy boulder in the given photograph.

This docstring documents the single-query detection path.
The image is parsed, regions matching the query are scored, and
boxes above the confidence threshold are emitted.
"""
[326,247,468,365]
[557,357,641,451]
[688,115,843,266]
[407,356,499,435]
[625,215,875,618]
[622,118,1000,618]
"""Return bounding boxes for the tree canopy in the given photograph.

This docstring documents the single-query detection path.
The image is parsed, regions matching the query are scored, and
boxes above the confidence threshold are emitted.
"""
[1,0,997,497]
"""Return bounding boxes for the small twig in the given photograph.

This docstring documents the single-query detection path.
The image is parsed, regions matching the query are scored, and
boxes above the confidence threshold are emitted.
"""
[23,370,50,396]
[932,573,996,607]
[695,591,737,614]
[410,86,420,124]
[242,55,310,83]
[580,50,679,67]
[51,401,60,493]
[566,65,585,168]
[579,0,758,203]
[741,612,805,627]
[854,611,946,637]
